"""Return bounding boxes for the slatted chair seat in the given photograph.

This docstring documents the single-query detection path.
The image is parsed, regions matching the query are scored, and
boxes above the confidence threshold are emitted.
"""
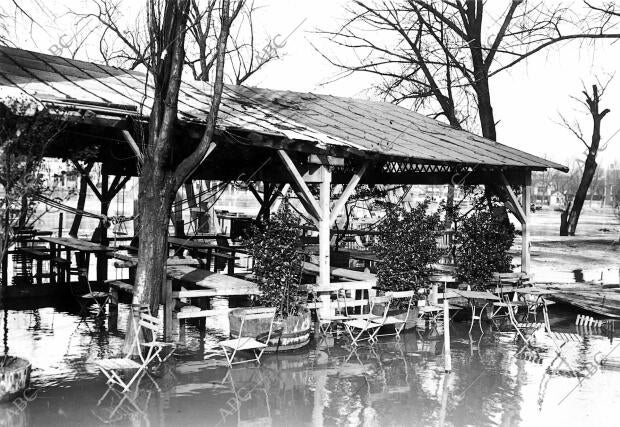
[82,291,111,300]
[220,337,268,351]
[515,322,545,330]
[219,307,277,366]
[93,305,175,392]
[546,331,583,343]
[344,318,383,330]
[94,358,142,371]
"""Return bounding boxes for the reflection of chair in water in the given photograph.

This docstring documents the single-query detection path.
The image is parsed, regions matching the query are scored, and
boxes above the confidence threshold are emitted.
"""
[92,374,155,425]
[220,367,272,426]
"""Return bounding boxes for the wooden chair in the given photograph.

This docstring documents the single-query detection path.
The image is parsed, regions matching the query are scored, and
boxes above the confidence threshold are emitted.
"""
[219,307,277,366]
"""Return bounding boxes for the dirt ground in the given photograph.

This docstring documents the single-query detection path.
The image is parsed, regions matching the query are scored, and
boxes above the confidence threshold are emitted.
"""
[509,206,620,280]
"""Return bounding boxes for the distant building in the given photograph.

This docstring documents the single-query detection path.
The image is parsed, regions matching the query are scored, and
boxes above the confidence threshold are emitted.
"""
[550,191,566,209]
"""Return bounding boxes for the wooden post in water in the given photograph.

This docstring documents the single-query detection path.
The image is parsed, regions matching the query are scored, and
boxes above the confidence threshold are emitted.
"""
[443,286,451,372]
[58,212,63,237]
[521,171,532,274]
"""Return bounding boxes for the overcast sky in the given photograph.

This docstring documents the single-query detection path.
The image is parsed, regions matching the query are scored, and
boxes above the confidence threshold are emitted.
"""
[6,0,620,169]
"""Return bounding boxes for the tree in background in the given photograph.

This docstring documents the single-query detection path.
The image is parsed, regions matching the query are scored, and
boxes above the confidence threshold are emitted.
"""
[319,0,620,222]
[559,82,611,235]
[0,96,65,288]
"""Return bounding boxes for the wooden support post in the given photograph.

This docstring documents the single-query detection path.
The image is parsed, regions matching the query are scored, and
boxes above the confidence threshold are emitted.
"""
[96,173,109,282]
[443,288,451,372]
[319,164,331,290]
[330,162,368,224]
[58,212,63,238]
[163,277,173,341]
[173,191,184,237]
[521,172,532,274]
[109,287,119,332]
[277,150,322,225]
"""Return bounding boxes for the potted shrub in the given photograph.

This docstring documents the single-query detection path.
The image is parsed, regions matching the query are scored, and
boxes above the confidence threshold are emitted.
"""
[230,203,311,351]
[454,198,515,290]
[374,200,443,327]
[1,312,31,403]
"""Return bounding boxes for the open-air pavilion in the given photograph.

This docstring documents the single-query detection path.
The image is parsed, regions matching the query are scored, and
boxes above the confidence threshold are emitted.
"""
[0,45,567,301]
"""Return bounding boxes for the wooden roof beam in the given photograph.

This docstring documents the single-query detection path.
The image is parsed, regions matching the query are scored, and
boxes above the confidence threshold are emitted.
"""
[330,161,368,224]
[277,149,322,224]
[500,172,526,223]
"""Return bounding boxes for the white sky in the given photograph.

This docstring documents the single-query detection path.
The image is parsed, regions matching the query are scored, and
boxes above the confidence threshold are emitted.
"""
[6,0,620,168]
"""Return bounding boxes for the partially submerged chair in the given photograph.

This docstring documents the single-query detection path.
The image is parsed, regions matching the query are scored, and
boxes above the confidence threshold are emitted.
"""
[219,307,277,366]
[93,305,175,392]
[343,295,391,346]
[312,288,350,336]
[373,291,415,340]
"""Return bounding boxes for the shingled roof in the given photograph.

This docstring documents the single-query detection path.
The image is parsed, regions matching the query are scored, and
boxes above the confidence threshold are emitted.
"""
[0,45,566,172]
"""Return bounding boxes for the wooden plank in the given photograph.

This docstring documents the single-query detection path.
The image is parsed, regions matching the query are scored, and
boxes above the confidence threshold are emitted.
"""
[302,261,376,282]
[177,308,234,319]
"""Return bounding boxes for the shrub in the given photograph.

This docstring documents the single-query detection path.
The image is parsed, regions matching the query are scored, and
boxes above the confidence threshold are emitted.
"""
[246,203,304,318]
[374,200,443,296]
[454,201,515,289]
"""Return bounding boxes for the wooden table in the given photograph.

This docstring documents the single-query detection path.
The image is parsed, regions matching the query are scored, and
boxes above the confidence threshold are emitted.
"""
[168,237,244,274]
[39,236,113,283]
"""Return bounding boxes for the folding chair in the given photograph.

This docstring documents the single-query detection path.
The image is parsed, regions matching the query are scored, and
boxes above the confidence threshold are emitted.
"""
[343,295,391,346]
[312,288,350,336]
[219,307,277,366]
[93,305,174,392]
[373,291,415,340]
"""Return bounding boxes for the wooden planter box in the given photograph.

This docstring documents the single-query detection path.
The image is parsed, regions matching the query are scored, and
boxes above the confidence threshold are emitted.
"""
[229,308,312,352]
[0,357,31,403]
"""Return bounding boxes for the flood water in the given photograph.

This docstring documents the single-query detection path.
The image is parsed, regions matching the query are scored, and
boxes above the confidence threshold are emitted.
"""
[1,303,619,427]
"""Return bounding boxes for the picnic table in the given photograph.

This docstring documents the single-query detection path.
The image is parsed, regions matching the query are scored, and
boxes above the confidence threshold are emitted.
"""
[39,236,113,283]
[167,236,244,274]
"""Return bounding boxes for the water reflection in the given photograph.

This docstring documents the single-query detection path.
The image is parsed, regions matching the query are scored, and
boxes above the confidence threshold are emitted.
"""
[1,304,619,426]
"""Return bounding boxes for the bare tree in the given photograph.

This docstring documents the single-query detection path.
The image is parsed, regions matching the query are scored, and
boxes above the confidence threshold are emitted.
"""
[74,0,278,83]
[120,0,241,353]
[559,81,611,235]
[321,1,620,140]
[318,1,620,223]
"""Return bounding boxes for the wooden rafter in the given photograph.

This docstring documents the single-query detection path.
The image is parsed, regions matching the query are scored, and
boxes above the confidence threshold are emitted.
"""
[277,150,322,222]
[500,172,526,223]
[121,130,144,165]
[72,160,102,201]
[330,162,368,224]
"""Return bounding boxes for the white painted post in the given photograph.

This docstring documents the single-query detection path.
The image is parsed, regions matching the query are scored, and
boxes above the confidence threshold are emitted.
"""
[443,283,451,372]
[318,165,332,318]
[319,165,331,289]
[521,172,532,274]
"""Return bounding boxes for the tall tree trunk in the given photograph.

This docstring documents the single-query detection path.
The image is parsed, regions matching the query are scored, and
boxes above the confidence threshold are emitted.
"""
[567,155,597,234]
[564,84,609,236]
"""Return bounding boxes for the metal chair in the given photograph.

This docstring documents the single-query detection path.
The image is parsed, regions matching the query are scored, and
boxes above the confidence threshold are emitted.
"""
[343,295,391,346]
[219,307,277,366]
[92,305,174,392]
